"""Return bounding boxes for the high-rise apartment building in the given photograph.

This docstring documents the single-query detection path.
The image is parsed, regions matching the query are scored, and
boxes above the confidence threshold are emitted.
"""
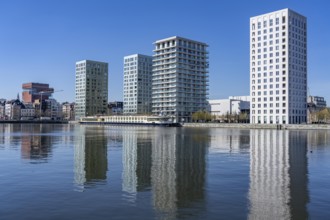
[152,36,209,122]
[75,60,108,120]
[250,9,307,124]
[123,54,153,114]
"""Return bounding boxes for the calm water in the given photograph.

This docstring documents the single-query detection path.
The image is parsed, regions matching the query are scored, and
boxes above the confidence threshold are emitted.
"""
[0,124,330,220]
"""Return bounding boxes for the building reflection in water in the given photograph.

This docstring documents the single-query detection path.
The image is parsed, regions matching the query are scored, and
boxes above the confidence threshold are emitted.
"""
[74,126,108,190]
[151,128,208,219]
[308,130,330,150]
[209,128,250,153]
[0,124,25,149]
[120,127,208,218]
[122,129,152,197]
[0,124,5,147]
[21,124,53,162]
[248,129,308,220]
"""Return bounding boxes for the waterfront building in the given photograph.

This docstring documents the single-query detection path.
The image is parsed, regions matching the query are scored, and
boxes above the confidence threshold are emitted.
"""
[62,102,75,120]
[208,96,250,120]
[20,103,35,120]
[123,54,153,114]
[75,60,108,120]
[250,9,307,124]
[22,82,54,103]
[5,99,23,120]
[44,99,62,120]
[107,101,123,115]
[152,36,209,122]
[307,96,327,108]
[0,99,5,120]
[307,96,328,123]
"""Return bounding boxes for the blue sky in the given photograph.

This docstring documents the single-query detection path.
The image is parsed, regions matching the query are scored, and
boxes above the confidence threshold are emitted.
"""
[0,0,329,104]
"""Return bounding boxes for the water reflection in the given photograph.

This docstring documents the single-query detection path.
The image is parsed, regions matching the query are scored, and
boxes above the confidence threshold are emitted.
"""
[2,124,330,219]
[0,124,23,148]
[0,124,5,146]
[74,125,108,190]
[0,124,57,162]
[248,130,308,220]
[151,128,207,219]
[21,124,53,162]
[122,130,152,195]
[308,130,330,149]
[120,127,208,219]
[209,129,250,153]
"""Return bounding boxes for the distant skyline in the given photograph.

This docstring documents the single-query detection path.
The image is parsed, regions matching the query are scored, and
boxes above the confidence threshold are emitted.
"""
[0,0,329,104]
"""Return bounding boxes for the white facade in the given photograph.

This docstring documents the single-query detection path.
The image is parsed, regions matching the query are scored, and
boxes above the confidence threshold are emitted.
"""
[250,9,307,124]
[21,103,35,120]
[209,96,250,116]
[307,96,326,108]
[123,54,152,114]
[152,36,209,122]
[75,60,108,120]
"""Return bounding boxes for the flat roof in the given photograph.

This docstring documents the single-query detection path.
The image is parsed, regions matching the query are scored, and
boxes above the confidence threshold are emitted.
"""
[154,36,208,46]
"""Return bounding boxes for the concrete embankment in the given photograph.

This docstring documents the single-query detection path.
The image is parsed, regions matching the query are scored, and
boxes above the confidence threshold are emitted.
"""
[182,123,330,130]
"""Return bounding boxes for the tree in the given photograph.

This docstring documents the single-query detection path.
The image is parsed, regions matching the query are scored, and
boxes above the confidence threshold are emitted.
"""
[239,112,248,123]
[192,111,212,122]
[317,108,330,123]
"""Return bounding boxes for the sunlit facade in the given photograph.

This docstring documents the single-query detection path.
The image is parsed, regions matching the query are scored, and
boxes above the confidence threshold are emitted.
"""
[250,9,307,124]
[152,36,209,122]
[75,60,108,120]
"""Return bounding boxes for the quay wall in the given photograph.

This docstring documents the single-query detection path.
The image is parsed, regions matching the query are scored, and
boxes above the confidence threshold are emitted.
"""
[182,123,330,130]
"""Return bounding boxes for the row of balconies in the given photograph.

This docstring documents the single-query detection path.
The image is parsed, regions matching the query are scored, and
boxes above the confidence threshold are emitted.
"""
[152,89,177,94]
[152,70,177,75]
[152,79,208,86]
[152,73,176,79]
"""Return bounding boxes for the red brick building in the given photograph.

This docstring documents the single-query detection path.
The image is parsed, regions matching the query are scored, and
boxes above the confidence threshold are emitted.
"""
[22,83,54,103]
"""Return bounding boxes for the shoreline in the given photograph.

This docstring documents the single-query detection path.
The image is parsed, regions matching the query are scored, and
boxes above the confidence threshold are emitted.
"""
[182,123,330,130]
[0,120,68,124]
[0,121,329,130]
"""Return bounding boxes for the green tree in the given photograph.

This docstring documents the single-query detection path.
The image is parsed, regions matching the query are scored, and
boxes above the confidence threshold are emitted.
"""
[239,112,248,123]
[192,111,212,122]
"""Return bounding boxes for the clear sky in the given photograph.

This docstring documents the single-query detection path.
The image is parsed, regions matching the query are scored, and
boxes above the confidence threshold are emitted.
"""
[0,0,329,104]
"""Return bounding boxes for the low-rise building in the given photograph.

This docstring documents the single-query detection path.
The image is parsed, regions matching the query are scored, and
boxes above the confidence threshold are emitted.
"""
[308,96,327,108]
[5,99,23,120]
[307,96,328,123]
[208,96,250,122]
[0,99,6,120]
[44,99,62,120]
[21,103,35,120]
[62,102,75,120]
[108,101,123,115]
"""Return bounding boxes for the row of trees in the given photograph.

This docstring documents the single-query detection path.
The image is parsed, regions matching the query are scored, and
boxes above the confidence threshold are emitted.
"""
[310,108,330,123]
[191,111,249,123]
